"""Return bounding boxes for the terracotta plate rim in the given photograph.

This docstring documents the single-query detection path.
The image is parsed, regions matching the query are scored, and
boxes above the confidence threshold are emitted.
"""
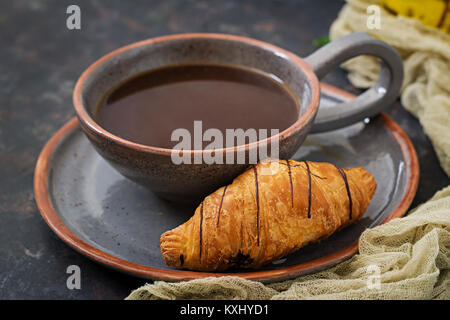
[33,84,419,283]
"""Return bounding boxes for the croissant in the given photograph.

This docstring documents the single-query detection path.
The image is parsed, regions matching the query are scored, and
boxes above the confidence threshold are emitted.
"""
[160,160,376,271]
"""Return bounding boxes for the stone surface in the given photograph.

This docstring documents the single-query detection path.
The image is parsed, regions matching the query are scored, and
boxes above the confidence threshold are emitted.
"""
[0,0,448,299]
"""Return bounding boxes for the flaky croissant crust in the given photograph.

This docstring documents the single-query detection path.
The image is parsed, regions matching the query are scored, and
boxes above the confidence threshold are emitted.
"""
[160,160,377,271]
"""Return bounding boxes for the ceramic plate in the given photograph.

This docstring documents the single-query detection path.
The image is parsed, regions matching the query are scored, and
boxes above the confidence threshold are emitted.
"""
[34,84,419,282]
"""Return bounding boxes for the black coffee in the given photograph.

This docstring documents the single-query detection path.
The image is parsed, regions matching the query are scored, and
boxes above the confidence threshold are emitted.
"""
[95,64,299,149]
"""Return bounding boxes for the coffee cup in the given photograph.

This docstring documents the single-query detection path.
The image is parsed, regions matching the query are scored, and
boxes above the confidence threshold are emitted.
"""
[73,32,403,202]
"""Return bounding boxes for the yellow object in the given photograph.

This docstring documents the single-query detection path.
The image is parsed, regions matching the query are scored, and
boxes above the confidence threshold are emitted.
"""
[382,0,450,32]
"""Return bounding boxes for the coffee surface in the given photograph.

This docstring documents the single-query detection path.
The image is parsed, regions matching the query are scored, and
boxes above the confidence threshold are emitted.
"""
[95,64,299,149]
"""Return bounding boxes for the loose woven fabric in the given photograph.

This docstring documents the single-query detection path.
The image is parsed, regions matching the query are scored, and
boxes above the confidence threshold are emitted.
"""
[126,1,450,300]
[329,0,450,177]
[126,186,450,300]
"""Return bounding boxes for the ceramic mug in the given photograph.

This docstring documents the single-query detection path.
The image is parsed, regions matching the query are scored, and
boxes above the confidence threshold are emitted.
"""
[73,32,403,202]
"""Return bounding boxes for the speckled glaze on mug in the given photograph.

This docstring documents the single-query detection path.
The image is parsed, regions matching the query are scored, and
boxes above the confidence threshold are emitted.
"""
[73,33,403,201]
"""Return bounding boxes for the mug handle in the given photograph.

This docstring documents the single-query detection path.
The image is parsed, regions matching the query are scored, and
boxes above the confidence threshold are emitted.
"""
[304,32,403,133]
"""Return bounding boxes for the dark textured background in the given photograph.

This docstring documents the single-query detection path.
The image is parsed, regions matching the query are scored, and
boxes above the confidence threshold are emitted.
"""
[0,0,448,299]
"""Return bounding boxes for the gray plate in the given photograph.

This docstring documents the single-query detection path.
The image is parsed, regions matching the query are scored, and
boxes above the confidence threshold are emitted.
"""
[37,85,418,282]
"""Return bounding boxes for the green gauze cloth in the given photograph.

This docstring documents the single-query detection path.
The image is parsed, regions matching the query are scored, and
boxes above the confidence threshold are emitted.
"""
[126,1,450,300]
[329,0,450,177]
[126,186,450,300]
